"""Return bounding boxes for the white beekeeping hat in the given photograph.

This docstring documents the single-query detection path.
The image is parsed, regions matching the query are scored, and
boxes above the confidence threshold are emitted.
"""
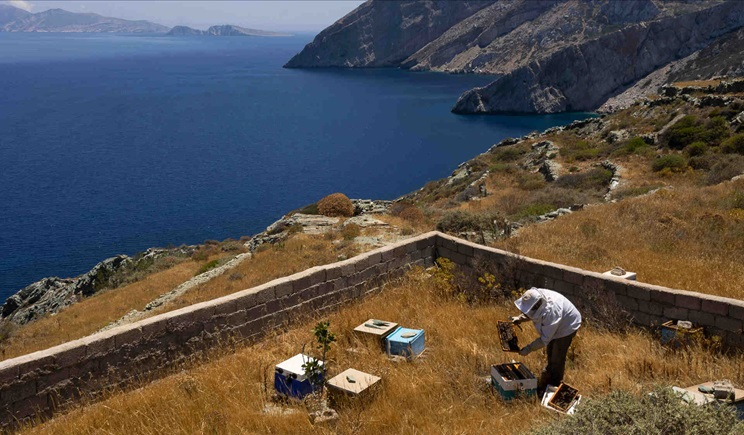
[514,287,543,314]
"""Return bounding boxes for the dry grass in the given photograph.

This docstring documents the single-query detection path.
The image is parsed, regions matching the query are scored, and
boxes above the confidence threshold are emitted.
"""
[497,178,744,299]
[0,259,206,360]
[0,235,368,361]
[22,270,744,435]
[163,234,360,311]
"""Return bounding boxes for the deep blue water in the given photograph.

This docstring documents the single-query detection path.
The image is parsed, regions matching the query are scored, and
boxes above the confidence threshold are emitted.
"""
[0,33,588,300]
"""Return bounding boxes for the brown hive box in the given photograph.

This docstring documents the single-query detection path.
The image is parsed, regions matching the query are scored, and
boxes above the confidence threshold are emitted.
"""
[354,319,398,349]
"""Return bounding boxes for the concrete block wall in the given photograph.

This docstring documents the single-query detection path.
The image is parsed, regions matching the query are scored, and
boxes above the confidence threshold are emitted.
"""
[2,231,742,428]
[435,233,744,349]
[0,232,438,428]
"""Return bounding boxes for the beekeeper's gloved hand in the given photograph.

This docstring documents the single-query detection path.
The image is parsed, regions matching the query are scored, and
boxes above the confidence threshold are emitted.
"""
[510,314,528,325]
[519,338,546,356]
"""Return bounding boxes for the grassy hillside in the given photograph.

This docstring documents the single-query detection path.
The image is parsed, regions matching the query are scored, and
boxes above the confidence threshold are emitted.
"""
[21,270,744,434]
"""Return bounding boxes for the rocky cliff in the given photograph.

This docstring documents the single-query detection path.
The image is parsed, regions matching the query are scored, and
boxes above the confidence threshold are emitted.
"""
[286,0,744,113]
[452,1,744,113]
[284,0,495,68]
[0,6,168,33]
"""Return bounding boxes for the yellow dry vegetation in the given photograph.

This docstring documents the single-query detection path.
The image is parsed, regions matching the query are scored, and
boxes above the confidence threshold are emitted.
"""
[22,270,744,435]
[497,178,744,299]
[163,234,358,311]
[0,259,205,360]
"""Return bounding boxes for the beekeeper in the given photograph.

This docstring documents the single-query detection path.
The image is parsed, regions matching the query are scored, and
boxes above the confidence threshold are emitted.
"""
[511,287,581,395]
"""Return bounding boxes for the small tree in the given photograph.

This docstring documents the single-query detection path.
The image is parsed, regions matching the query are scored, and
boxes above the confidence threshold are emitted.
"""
[302,321,336,395]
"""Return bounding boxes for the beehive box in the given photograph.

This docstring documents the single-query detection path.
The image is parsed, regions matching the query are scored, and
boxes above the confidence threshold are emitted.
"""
[327,368,381,407]
[542,383,582,414]
[274,354,323,399]
[353,319,398,350]
[660,320,703,348]
[491,363,537,400]
[385,327,425,359]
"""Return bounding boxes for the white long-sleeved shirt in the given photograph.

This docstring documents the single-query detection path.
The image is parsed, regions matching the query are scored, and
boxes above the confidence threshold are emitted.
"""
[527,288,582,345]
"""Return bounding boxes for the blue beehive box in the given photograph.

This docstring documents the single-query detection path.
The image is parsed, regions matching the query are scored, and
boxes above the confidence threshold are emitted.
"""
[385,326,425,359]
[274,354,323,399]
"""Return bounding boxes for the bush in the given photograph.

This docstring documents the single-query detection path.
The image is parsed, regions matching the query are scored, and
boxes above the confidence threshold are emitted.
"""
[684,141,707,157]
[196,259,220,276]
[340,223,361,240]
[721,133,744,154]
[436,210,502,236]
[512,202,555,220]
[665,115,705,149]
[619,136,649,155]
[652,154,687,173]
[490,144,528,162]
[530,388,744,435]
[705,155,744,185]
[317,193,354,217]
[560,140,605,162]
[516,172,546,190]
[701,116,730,145]
[555,168,613,191]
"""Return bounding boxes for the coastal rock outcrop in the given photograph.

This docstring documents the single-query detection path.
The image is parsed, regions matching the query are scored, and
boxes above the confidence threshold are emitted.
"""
[0,255,130,325]
[284,0,495,68]
[451,1,744,113]
[286,0,744,114]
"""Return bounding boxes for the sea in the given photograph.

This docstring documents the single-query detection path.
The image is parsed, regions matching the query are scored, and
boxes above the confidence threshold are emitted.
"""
[0,33,589,301]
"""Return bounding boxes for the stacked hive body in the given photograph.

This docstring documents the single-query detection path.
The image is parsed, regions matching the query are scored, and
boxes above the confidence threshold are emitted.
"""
[491,363,537,400]
[274,354,322,399]
[385,327,425,359]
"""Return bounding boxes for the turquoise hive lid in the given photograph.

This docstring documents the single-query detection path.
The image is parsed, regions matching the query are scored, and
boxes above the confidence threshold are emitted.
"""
[387,327,424,344]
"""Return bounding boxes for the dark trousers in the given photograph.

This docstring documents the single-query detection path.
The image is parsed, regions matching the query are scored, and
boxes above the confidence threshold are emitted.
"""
[538,330,577,394]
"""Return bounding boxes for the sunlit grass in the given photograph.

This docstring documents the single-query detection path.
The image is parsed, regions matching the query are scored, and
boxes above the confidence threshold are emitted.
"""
[23,270,744,435]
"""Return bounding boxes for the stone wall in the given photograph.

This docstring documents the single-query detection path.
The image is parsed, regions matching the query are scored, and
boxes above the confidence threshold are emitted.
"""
[0,232,437,428]
[2,231,743,428]
[435,233,744,349]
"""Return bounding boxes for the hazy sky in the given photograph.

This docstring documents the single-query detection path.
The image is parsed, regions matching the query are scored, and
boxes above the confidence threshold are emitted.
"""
[5,1,365,32]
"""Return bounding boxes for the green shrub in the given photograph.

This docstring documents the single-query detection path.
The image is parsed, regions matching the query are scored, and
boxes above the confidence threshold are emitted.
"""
[530,388,744,435]
[340,223,361,240]
[665,115,705,149]
[296,203,319,215]
[561,140,604,161]
[652,154,687,173]
[196,259,220,276]
[721,133,744,154]
[516,172,547,190]
[684,141,708,157]
[701,116,730,145]
[436,210,501,235]
[620,137,649,155]
[512,203,555,220]
[555,168,613,191]
[490,144,528,162]
[705,155,744,185]
[317,193,354,217]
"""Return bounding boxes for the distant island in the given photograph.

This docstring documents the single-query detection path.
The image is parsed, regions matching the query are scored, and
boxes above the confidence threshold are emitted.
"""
[0,5,167,33]
[167,25,291,37]
[0,4,288,36]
